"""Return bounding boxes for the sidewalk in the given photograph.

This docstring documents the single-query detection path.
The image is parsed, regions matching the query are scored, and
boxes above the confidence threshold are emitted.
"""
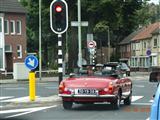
[0,77,59,84]
[0,72,150,84]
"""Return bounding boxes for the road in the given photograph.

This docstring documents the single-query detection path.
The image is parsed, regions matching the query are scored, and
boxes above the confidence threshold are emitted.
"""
[0,75,157,120]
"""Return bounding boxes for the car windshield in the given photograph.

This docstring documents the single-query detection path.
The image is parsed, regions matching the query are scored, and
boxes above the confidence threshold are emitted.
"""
[120,63,130,70]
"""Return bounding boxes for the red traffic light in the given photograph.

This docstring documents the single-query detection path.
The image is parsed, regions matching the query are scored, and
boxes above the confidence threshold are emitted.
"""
[55,5,62,12]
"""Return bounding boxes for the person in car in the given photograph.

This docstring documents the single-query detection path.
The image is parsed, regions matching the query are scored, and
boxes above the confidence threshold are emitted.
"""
[86,65,94,76]
[94,64,103,75]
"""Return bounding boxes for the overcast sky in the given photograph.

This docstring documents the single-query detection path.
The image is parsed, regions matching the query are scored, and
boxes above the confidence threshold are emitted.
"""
[148,0,159,4]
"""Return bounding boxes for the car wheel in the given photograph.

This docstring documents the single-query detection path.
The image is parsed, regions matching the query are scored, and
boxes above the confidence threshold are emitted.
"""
[111,92,121,110]
[63,101,73,110]
[124,91,132,105]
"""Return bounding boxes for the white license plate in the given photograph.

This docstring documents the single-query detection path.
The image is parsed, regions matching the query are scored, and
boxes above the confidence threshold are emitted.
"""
[75,89,98,95]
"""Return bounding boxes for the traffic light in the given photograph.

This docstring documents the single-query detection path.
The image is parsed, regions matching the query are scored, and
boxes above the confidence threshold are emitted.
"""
[50,0,68,34]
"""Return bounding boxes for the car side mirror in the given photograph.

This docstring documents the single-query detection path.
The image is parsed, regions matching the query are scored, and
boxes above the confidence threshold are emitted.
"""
[69,73,76,78]
[149,71,160,82]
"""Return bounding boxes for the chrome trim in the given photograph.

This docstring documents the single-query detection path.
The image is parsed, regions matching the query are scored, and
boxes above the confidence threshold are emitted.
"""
[58,94,116,98]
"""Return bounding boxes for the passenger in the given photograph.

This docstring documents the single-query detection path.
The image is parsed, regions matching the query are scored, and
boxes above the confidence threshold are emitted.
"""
[86,65,94,76]
[94,64,103,75]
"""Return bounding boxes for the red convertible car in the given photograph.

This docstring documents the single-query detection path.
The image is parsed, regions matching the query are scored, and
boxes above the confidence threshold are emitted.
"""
[59,64,132,110]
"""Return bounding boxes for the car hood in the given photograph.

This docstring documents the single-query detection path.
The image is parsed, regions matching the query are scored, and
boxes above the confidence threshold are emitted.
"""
[63,77,116,89]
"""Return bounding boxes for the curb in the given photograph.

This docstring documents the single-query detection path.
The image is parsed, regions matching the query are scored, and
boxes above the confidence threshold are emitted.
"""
[1,95,62,109]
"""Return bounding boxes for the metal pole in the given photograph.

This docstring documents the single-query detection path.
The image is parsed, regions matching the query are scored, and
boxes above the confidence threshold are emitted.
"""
[58,34,63,84]
[108,26,110,62]
[78,0,82,68]
[39,0,42,80]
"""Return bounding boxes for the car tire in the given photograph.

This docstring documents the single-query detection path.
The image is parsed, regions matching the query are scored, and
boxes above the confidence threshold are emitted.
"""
[63,101,73,110]
[111,92,121,110]
[124,91,132,105]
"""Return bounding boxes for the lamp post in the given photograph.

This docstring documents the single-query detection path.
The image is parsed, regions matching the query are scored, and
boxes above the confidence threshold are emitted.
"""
[77,0,82,69]
[39,0,42,80]
[107,26,110,62]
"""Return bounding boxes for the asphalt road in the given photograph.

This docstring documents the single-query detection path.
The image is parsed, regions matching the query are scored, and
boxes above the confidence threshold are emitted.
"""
[0,75,158,120]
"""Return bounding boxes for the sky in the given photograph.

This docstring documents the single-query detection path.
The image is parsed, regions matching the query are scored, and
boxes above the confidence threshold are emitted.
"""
[148,0,159,4]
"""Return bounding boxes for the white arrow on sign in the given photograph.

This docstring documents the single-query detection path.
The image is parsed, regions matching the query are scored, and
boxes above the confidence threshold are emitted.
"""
[27,58,35,67]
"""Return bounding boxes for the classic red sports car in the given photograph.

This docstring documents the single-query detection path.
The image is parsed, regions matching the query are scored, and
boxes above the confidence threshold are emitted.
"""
[59,64,132,110]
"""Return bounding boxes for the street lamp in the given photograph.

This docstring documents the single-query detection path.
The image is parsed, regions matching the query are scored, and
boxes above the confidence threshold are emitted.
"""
[106,26,110,62]
[39,0,42,80]
[77,0,82,69]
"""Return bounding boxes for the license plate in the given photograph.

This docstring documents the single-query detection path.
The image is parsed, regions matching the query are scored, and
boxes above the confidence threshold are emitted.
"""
[75,89,98,95]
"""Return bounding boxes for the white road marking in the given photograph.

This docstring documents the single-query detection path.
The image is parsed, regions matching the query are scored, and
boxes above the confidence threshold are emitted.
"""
[132,103,152,106]
[1,96,40,102]
[149,99,154,103]
[146,117,150,120]
[4,105,57,118]
[0,96,14,100]
[4,87,26,90]
[134,85,145,88]
[45,86,58,89]
[131,96,144,102]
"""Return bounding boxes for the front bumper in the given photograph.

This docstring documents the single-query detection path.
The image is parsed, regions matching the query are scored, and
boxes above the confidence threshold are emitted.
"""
[59,94,116,98]
[59,94,116,102]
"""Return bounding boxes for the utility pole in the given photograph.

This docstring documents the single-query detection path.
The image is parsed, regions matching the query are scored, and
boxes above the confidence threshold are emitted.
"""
[107,26,110,62]
[78,0,82,68]
[39,0,42,80]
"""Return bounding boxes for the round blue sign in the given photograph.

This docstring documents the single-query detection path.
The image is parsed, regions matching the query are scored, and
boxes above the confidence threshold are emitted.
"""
[146,49,151,56]
[25,55,39,70]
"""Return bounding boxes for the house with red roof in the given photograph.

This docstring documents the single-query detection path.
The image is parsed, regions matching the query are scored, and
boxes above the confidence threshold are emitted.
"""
[130,22,160,71]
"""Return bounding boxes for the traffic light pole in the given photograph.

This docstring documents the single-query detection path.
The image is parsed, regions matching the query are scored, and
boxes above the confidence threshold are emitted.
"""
[58,34,63,84]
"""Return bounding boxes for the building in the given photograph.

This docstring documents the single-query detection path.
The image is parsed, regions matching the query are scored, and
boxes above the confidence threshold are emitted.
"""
[119,29,143,65]
[0,0,27,72]
[130,22,160,71]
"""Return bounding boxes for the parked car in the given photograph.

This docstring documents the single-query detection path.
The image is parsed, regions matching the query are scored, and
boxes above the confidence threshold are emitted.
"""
[59,64,132,110]
[106,62,130,76]
[119,63,130,76]
[149,71,160,120]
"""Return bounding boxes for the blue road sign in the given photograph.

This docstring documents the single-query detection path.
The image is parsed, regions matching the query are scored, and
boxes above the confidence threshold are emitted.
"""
[146,49,151,56]
[25,55,38,70]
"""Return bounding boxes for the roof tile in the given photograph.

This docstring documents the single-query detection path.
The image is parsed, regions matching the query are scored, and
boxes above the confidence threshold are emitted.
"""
[0,0,26,13]
[132,22,160,41]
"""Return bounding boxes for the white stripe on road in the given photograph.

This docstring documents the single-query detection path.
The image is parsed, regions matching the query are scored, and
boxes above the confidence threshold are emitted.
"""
[0,96,14,100]
[4,87,26,90]
[0,105,57,118]
[134,85,145,88]
[149,99,154,103]
[132,103,152,106]
[45,86,58,89]
[1,96,40,102]
[132,96,144,102]
[146,117,150,120]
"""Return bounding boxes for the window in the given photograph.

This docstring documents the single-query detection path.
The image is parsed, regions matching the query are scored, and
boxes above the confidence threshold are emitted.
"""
[16,20,21,34]
[153,39,157,47]
[152,56,157,66]
[10,20,15,34]
[4,20,9,34]
[144,42,146,48]
[17,45,22,58]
